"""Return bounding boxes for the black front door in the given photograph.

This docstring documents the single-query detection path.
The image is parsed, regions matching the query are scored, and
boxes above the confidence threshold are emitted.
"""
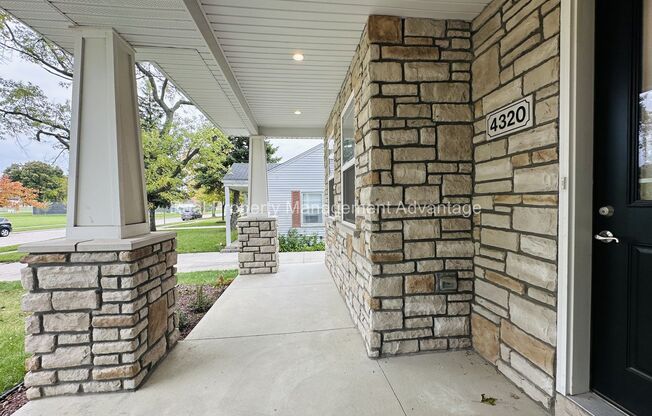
[593,1,652,414]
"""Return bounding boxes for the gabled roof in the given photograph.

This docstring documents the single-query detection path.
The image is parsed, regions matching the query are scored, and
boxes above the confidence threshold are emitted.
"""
[223,142,322,184]
[222,162,278,182]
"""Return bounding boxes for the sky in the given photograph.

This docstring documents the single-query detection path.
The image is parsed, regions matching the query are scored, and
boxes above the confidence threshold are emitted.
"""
[0,52,319,173]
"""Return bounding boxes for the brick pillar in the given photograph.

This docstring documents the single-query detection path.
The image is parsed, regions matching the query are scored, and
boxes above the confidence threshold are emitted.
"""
[19,234,179,399]
[237,217,278,274]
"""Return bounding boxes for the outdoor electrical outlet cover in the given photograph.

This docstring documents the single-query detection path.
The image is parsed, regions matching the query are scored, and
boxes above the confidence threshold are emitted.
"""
[436,272,458,293]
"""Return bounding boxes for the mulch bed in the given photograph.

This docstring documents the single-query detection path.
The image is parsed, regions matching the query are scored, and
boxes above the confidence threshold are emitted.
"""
[177,283,229,339]
[0,283,229,415]
[0,385,27,416]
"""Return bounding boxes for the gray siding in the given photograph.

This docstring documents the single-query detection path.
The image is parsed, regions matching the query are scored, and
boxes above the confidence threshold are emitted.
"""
[268,143,325,237]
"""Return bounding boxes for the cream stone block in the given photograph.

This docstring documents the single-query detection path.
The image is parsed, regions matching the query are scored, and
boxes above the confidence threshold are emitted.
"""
[509,295,556,345]
[405,295,446,316]
[404,18,446,37]
[506,252,556,290]
[436,240,474,258]
[421,82,470,102]
[514,164,559,192]
[433,104,473,122]
[371,311,403,330]
[393,163,427,184]
[433,316,469,336]
[475,157,513,182]
[437,125,473,161]
[37,266,99,289]
[381,129,418,146]
[508,122,558,153]
[481,228,519,251]
[404,219,440,240]
[404,62,449,81]
[513,206,558,235]
[369,62,402,82]
[500,11,540,54]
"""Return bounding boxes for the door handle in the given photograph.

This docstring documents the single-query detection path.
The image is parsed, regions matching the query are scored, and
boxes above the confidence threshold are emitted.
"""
[594,230,620,244]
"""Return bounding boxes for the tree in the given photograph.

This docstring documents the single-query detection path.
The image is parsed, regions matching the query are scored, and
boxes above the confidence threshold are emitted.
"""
[193,136,280,226]
[0,175,45,209]
[144,126,231,231]
[0,12,212,231]
[0,13,193,150]
[3,161,66,203]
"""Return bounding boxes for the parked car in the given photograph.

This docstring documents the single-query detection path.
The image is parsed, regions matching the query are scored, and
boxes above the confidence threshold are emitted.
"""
[0,218,12,237]
[181,210,202,221]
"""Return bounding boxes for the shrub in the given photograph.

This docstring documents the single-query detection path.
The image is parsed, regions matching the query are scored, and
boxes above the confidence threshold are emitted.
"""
[189,286,212,313]
[279,229,325,252]
[178,311,189,332]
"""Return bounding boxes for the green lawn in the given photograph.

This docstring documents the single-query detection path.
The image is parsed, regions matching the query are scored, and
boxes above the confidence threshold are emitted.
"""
[0,281,27,392]
[164,218,226,229]
[0,245,23,264]
[1,213,66,232]
[175,228,237,253]
[0,212,180,233]
[177,269,238,285]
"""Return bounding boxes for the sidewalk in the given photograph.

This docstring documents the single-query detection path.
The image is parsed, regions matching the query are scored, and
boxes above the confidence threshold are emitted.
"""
[0,251,325,282]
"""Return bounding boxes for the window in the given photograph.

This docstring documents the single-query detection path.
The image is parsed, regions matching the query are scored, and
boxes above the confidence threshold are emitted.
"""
[341,94,355,225]
[327,137,335,218]
[301,192,323,225]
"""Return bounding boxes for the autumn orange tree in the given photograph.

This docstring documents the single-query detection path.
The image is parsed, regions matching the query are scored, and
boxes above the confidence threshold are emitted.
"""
[0,175,45,209]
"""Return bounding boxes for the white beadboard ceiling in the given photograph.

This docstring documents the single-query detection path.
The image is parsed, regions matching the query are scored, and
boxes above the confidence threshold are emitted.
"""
[0,0,490,137]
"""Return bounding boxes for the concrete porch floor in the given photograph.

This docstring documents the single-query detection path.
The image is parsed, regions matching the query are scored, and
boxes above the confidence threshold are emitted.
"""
[15,262,547,416]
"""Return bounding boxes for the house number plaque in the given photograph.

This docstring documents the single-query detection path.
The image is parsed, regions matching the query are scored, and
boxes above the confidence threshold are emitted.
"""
[486,95,534,140]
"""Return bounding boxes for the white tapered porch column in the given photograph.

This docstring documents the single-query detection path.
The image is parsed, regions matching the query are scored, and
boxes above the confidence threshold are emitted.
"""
[238,135,278,274]
[247,135,269,217]
[66,28,149,239]
[225,185,231,246]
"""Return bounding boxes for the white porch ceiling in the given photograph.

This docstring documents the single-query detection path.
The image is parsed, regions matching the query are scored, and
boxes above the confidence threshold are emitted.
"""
[0,0,490,137]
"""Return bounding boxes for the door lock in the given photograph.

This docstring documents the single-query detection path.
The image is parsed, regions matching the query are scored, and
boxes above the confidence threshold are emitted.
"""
[598,205,614,217]
[594,230,620,244]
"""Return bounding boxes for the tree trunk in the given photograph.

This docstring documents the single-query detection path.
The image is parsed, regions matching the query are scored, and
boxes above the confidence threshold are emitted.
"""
[149,208,157,232]
[231,190,241,229]
[211,202,216,218]
[220,201,225,220]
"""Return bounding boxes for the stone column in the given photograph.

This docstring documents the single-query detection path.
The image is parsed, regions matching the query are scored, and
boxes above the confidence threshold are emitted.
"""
[19,28,179,399]
[237,135,279,274]
[20,234,179,399]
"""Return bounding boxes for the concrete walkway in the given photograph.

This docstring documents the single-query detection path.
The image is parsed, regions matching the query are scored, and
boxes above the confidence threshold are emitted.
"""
[0,251,325,282]
[176,250,324,272]
[15,262,546,416]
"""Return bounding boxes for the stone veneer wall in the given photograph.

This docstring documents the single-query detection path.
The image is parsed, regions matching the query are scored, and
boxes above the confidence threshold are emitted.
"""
[470,0,560,410]
[325,21,376,355]
[20,237,179,399]
[237,217,279,274]
[326,15,476,357]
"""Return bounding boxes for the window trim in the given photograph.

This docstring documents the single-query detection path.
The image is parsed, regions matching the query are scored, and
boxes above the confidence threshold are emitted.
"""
[300,191,323,227]
[340,92,356,225]
[327,136,336,219]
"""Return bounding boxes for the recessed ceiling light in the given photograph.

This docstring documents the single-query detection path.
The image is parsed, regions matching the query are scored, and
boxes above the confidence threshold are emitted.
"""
[294,110,302,115]
[292,53,304,61]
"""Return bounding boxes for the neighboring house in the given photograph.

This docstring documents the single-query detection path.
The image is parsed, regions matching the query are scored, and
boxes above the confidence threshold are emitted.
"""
[223,143,324,246]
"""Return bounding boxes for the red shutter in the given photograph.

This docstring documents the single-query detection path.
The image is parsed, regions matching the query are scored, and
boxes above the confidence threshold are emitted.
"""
[291,191,301,228]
